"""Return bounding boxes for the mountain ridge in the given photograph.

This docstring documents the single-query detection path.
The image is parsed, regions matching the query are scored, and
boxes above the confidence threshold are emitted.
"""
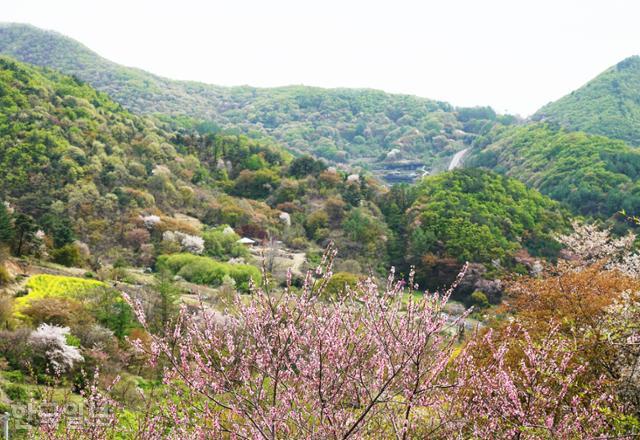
[0,23,510,180]
[534,55,640,145]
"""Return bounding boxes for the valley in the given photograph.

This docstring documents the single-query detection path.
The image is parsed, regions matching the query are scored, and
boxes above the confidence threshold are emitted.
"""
[0,19,639,439]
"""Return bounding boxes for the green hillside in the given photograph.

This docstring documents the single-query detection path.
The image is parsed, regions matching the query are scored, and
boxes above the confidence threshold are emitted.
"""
[0,55,399,272]
[0,23,513,176]
[407,168,567,267]
[0,55,273,255]
[0,54,573,283]
[466,124,640,218]
[534,56,640,145]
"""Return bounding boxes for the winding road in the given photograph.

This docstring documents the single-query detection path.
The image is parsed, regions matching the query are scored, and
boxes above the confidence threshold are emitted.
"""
[448,148,469,171]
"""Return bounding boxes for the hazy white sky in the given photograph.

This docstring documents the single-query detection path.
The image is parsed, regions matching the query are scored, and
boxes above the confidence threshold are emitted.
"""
[4,0,639,115]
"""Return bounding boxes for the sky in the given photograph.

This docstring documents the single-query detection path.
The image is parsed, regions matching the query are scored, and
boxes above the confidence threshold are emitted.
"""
[3,0,640,116]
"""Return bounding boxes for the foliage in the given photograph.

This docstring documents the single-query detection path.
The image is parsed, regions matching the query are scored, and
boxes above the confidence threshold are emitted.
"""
[147,270,181,335]
[50,243,83,267]
[0,200,13,243]
[22,297,91,328]
[157,253,261,292]
[0,53,416,278]
[0,24,505,169]
[0,55,212,258]
[303,210,329,240]
[3,383,29,402]
[469,290,489,308]
[0,55,288,269]
[322,271,361,299]
[201,226,248,260]
[0,265,10,286]
[341,206,391,261]
[467,123,640,217]
[534,56,640,146]
[231,168,281,199]
[84,287,137,339]
[12,213,37,256]
[0,294,12,328]
[11,274,138,338]
[407,169,568,267]
[287,155,327,178]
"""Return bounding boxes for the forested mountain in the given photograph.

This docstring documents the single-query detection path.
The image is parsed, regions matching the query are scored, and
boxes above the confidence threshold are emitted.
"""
[466,124,640,218]
[534,56,640,145]
[0,55,572,288]
[2,18,639,438]
[0,23,514,179]
[0,56,398,274]
[389,169,568,297]
[408,168,567,264]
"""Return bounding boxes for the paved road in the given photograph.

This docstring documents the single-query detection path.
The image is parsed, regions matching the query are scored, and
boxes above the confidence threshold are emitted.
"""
[448,148,469,171]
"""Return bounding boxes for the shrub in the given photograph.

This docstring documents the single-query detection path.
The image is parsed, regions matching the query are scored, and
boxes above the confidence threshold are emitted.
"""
[231,169,281,199]
[227,264,262,292]
[3,370,24,383]
[157,254,261,292]
[0,329,32,370]
[469,290,489,308]
[22,297,92,327]
[0,295,13,329]
[202,226,248,260]
[287,237,308,250]
[50,243,83,267]
[323,272,361,299]
[177,259,227,285]
[287,155,326,178]
[3,383,29,402]
[124,228,150,249]
[304,210,328,239]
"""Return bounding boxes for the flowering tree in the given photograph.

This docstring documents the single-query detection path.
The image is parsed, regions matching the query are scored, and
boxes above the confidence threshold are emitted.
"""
[603,291,640,416]
[162,230,205,254]
[123,249,470,438]
[451,325,615,438]
[36,372,120,440]
[29,323,84,373]
[557,221,640,276]
[34,245,625,438]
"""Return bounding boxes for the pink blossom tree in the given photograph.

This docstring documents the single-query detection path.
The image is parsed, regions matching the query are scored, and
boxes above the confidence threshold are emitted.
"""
[123,249,470,438]
[450,325,616,439]
[34,247,622,438]
[603,290,640,416]
[36,372,120,440]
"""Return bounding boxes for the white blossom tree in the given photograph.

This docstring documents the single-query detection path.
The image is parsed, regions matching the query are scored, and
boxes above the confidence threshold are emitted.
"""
[29,324,84,373]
